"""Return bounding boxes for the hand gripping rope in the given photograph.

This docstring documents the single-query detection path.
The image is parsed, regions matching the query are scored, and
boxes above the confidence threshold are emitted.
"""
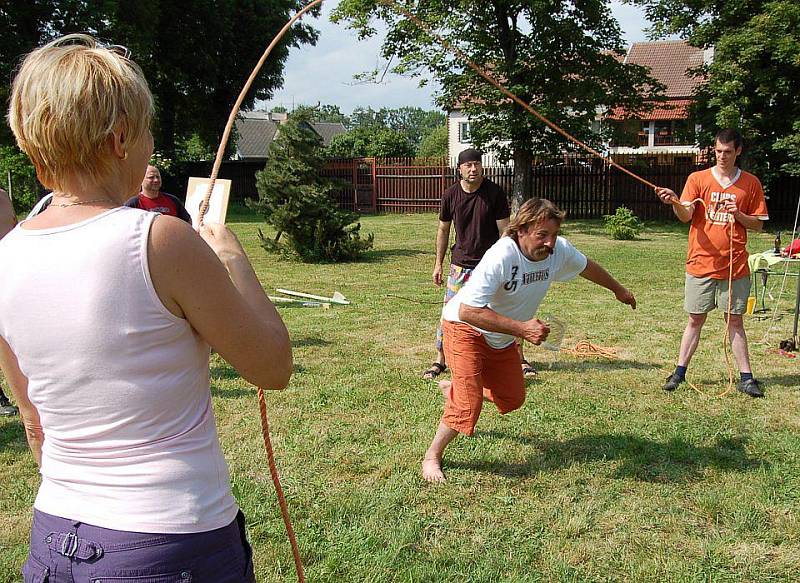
[194,2,729,581]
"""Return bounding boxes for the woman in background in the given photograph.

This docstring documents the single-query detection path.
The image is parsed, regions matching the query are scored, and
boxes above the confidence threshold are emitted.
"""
[0,35,292,582]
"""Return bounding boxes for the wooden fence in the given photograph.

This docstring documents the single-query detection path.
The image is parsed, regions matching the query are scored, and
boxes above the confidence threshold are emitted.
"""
[178,157,800,225]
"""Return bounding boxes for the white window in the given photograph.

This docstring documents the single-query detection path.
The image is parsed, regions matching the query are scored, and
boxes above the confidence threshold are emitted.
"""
[458,122,471,143]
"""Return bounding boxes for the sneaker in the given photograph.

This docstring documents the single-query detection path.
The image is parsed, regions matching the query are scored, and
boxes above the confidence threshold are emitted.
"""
[0,403,18,416]
[737,378,764,398]
[663,373,684,392]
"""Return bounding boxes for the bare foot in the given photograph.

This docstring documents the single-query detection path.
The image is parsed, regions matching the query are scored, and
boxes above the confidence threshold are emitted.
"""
[437,380,451,400]
[422,456,446,483]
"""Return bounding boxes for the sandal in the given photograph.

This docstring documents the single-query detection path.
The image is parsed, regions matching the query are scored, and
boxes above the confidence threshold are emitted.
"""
[521,359,538,378]
[422,362,447,380]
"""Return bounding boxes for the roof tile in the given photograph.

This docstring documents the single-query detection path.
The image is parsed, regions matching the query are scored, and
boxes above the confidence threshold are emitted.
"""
[625,40,705,97]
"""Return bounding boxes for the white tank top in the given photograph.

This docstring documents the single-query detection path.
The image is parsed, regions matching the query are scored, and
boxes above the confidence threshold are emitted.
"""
[0,207,238,533]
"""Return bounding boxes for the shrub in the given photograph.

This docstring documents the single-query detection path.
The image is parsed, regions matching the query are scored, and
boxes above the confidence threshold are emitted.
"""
[250,108,374,262]
[603,205,642,240]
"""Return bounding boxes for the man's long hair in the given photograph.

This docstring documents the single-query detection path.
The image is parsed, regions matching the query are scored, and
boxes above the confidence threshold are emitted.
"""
[505,198,565,240]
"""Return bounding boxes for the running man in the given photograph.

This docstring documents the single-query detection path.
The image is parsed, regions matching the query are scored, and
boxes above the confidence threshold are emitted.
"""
[422,198,636,483]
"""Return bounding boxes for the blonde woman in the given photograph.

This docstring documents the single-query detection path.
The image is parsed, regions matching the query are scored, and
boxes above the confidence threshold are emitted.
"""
[1,35,291,581]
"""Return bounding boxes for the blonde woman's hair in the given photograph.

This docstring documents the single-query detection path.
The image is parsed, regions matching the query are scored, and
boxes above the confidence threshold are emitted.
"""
[7,34,153,191]
[505,198,566,239]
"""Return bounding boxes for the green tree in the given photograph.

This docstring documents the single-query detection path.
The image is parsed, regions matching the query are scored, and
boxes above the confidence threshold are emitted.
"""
[378,107,446,146]
[347,106,446,147]
[1,1,317,158]
[333,0,660,209]
[416,125,449,158]
[634,0,800,177]
[348,106,383,129]
[775,122,800,176]
[0,0,93,145]
[313,104,350,125]
[250,109,374,262]
[0,146,41,212]
[113,0,318,157]
[326,126,415,158]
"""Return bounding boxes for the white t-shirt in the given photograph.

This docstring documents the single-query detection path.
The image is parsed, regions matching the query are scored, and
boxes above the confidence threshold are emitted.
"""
[442,236,587,348]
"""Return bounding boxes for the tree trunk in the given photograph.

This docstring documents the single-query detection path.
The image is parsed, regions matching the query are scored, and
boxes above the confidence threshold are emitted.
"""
[511,149,533,213]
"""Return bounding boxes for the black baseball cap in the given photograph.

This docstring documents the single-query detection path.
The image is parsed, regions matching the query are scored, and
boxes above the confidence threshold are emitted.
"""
[457,148,483,166]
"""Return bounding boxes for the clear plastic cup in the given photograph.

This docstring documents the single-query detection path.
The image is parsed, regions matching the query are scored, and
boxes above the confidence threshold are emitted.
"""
[536,313,565,351]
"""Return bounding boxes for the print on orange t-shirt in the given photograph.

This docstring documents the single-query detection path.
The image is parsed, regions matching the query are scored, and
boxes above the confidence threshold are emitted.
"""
[680,168,769,280]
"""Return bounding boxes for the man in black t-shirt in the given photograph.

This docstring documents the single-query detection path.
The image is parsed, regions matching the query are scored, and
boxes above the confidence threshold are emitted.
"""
[423,149,535,380]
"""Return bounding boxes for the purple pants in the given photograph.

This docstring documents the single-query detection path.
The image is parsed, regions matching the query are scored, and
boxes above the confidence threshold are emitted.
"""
[22,508,256,582]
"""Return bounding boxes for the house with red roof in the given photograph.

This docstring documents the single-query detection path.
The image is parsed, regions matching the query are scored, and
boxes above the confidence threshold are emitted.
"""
[607,40,713,155]
[447,40,712,163]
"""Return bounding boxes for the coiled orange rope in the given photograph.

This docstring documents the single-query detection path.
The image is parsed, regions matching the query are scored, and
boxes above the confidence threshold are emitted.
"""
[562,341,618,359]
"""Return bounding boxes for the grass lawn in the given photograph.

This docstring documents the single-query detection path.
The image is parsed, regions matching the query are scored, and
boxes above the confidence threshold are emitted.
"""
[2,208,800,582]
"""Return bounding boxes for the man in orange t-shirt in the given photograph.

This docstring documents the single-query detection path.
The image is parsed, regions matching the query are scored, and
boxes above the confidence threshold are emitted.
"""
[656,129,769,397]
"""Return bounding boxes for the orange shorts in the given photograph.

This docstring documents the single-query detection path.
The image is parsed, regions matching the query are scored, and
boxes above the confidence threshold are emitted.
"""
[441,320,525,436]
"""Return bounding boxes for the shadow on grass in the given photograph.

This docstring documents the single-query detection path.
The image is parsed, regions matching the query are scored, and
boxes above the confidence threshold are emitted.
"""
[210,385,253,398]
[210,359,308,398]
[293,337,332,348]
[756,374,800,388]
[0,420,27,453]
[561,222,609,238]
[211,362,241,381]
[362,248,432,263]
[449,432,763,483]
[542,358,661,371]
[566,220,689,239]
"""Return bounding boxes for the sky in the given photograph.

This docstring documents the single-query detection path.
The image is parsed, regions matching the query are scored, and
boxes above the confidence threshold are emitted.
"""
[258,1,656,114]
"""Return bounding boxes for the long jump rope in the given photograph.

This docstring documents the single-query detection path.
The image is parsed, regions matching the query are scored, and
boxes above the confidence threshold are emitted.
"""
[193,2,741,580]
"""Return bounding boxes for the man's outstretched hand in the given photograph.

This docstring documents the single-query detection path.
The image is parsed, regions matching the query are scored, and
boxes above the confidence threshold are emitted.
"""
[615,288,637,310]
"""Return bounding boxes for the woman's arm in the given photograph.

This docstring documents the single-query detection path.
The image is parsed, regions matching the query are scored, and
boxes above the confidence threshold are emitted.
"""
[148,216,292,390]
[0,336,43,466]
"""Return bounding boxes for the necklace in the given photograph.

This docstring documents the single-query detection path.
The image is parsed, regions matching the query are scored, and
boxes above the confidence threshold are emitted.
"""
[50,198,114,208]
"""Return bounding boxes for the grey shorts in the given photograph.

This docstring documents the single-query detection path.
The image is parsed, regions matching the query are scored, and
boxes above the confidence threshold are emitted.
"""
[684,273,751,315]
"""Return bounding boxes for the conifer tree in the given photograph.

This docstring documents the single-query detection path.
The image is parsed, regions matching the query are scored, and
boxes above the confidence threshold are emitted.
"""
[251,108,374,262]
